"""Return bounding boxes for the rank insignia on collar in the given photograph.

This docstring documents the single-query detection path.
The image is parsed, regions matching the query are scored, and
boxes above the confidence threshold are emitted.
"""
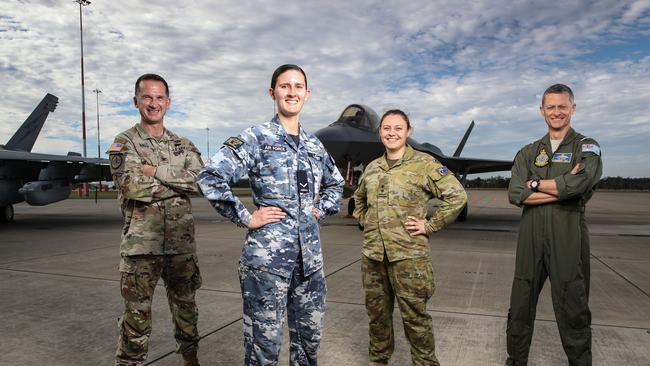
[534,148,550,167]
[224,136,244,150]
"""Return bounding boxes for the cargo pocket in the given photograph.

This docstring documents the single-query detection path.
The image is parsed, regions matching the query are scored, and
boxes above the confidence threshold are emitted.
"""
[563,279,589,329]
[190,255,202,291]
[509,277,532,323]
[118,257,139,302]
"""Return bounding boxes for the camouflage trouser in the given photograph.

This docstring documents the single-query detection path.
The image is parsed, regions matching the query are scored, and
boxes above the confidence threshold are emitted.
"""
[239,261,326,366]
[115,253,202,366]
[362,255,439,366]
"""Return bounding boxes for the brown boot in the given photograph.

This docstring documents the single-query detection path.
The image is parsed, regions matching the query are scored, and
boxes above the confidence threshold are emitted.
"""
[182,348,200,366]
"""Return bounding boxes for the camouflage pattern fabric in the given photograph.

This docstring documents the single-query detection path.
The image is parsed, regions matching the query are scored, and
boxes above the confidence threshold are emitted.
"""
[197,115,344,277]
[239,262,326,366]
[197,115,343,364]
[115,253,202,365]
[353,144,467,262]
[109,124,203,365]
[109,124,203,256]
[363,255,439,366]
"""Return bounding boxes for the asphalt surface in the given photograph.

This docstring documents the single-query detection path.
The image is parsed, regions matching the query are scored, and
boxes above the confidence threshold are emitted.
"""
[1,190,649,366]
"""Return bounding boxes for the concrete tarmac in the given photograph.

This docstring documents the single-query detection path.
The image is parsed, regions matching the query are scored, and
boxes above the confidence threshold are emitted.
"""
[1,190,649,366]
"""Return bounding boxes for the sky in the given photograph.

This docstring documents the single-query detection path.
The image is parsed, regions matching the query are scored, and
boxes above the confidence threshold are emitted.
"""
[1,0,649,178]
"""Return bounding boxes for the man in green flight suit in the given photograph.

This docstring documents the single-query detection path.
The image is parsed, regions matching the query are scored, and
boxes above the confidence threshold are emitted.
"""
[506,84,603,366]
[109,74,203,366]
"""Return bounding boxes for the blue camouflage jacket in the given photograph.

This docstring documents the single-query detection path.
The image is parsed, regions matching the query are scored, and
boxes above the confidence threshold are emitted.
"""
[198,116,344,277]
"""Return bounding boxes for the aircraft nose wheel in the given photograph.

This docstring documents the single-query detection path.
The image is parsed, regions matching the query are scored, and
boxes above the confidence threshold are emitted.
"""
[457,204,468,222]
[1,205,14,223]
[347,198,355,216]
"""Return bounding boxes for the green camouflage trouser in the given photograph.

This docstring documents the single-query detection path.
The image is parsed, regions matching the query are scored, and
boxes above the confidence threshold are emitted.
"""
[362,255,439,366]
[115,253,202,365]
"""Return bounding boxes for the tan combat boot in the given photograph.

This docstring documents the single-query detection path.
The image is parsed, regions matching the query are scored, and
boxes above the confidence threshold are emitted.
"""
[182,348,200,366]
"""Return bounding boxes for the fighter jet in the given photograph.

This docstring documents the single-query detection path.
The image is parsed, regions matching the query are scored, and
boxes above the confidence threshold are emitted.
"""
[0,94,111,222]
[314,104,513,221]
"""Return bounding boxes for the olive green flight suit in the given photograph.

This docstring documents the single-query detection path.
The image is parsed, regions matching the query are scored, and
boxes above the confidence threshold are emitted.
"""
[506,128,602,366]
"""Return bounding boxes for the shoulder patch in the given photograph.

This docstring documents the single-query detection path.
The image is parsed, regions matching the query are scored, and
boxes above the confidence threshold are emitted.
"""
[437,166,449,176]
[224,136,244,150]
[110,154,124,170]
[581,143,601,156]
[109,142,125,153]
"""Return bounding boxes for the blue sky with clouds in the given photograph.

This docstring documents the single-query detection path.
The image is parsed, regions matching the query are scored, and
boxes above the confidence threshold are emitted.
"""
[1,0,649,177]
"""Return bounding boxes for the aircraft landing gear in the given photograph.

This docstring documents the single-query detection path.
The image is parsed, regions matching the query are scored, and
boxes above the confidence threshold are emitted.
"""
[457,204,468,222]
[347,198,355,216]
[1,204,14,223]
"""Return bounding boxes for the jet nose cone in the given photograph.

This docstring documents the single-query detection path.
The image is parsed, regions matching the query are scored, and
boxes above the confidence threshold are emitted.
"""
[315,124,354,143]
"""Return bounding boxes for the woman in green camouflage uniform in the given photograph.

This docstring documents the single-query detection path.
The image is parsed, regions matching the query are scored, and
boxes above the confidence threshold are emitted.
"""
[353,110,467,366]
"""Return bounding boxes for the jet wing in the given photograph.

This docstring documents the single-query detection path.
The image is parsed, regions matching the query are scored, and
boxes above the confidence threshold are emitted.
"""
[0,149,112,182]
[433,155,514,175]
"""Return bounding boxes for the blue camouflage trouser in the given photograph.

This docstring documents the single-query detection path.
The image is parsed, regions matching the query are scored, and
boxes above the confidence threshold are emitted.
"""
[238,261,326,366]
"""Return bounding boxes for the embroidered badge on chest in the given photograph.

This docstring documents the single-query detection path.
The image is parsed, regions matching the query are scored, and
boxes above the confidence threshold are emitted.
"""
[551,152,572,163]
[262,143,287,152]
[534,148,550,167]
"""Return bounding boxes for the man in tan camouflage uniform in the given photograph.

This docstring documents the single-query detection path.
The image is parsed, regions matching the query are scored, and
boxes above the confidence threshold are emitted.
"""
[109,74,203,366]
[354,109,467,366]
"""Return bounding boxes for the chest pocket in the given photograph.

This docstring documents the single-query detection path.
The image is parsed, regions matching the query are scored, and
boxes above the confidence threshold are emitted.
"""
[395,170,423,206]
[306,152,323,197]
[169,144,188,167]
[256,149,292,199]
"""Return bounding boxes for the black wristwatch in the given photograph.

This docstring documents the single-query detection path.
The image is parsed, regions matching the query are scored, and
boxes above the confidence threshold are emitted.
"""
[530,179,540,192]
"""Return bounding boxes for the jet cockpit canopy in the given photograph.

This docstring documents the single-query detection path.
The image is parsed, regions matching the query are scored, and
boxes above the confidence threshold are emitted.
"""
[334,104,380,131]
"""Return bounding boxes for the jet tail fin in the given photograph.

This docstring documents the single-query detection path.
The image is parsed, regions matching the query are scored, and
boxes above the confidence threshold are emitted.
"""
[453,120,474,157]
[5,93,59,152]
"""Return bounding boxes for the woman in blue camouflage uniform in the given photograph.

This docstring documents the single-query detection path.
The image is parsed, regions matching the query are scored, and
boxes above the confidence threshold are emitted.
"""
[197,64,344,365]
[354,110,467,366]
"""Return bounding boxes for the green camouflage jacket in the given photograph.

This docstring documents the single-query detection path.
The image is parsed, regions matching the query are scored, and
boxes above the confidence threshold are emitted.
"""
[109,124,203,256]
[353,145,467,262]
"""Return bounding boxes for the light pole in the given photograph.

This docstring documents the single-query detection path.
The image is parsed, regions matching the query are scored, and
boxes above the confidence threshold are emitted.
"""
[206,127,210,163]
[74,0,91,158]
[92,88,102,158]
[92,88,101,199]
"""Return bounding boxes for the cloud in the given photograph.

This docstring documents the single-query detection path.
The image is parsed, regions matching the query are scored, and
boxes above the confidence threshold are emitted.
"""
[0,0,649,177]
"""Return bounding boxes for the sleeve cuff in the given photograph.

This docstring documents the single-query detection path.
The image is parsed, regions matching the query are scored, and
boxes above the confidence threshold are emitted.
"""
[518,187,533,206]
[554,176,568,200]
[239,209,253,228]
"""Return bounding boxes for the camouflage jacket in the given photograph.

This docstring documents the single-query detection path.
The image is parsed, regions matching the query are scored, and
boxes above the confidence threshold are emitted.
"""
[197,116,344,278]
[353,145,467,262]
[109,124,203,256]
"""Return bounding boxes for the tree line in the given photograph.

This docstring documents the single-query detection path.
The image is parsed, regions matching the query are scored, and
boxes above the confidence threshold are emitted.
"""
[466,176,650,190]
